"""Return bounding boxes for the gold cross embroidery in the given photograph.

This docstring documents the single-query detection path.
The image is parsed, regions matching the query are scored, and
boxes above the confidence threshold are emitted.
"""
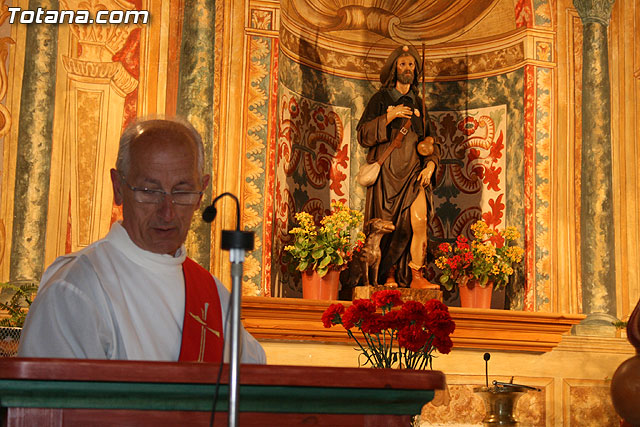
[188,303,221,362]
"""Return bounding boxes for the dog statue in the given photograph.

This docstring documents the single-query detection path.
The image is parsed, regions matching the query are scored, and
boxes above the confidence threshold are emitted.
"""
[344,218,395,288]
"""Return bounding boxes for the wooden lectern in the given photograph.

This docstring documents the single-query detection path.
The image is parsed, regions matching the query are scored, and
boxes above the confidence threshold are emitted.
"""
[0,358,445,426]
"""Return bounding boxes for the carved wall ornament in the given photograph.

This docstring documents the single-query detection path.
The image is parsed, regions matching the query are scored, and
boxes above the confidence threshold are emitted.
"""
[572,0,616,25]
[283,0,500,43]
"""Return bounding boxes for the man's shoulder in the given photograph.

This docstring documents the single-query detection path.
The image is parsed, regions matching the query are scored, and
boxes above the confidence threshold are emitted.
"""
[40,237,114,286]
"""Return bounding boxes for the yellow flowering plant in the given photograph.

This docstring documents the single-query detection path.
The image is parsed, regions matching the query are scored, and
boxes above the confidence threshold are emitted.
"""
[435,220,524,291]
[285,202,365,278]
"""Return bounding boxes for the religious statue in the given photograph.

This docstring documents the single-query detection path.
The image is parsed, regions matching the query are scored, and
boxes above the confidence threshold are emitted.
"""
[356,45,440,289]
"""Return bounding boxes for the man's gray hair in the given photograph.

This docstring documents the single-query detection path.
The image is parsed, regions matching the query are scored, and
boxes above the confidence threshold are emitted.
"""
[116,116,205,177]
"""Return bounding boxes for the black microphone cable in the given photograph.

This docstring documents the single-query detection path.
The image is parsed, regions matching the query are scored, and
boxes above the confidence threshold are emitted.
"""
[209,293,232,427]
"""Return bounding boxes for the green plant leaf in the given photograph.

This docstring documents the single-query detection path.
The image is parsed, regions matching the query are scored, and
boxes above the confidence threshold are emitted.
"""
[311,248,325,260]
[0,282,38,327]
[319,255,331,268]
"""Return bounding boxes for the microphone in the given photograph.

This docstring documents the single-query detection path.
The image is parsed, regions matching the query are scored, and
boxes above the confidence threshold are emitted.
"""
[202,204,217,223]
[484,353,491,387]
[202,192,253,251]
[201,192,253,427]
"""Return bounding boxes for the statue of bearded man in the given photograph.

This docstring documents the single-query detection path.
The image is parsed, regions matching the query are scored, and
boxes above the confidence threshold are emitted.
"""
[356,45,440,289]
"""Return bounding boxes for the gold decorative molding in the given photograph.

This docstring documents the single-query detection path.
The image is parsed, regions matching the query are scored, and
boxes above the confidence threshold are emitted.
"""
[242,297,585,352]
[61,57,138,96]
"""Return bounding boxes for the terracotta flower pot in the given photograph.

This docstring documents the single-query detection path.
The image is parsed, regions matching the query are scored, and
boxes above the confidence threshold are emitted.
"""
[302,269,340,300]
[459,278,493,308]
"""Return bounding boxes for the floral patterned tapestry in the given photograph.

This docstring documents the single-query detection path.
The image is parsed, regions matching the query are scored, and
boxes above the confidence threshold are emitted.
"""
[430,105,508,242]
[272,86,352,297]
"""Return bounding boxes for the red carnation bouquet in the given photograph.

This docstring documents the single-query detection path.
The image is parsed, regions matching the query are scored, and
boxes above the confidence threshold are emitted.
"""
[322,289,455,369]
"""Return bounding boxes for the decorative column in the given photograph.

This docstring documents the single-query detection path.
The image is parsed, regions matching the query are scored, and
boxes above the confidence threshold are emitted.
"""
[573,0,617,330]
[60,0,139,252]
[176,0,215,269]
[9,0,59,286]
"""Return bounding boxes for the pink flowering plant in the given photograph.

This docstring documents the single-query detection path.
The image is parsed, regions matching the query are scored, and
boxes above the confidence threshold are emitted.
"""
[285,202,365,278]
[435,220,524,291]
[322,289,455,369]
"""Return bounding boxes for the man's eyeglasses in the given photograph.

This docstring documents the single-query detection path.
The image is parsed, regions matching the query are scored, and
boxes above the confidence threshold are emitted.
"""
[119,173,203,206]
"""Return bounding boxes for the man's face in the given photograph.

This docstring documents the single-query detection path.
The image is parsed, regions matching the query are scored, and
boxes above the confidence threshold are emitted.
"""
[111,132,210,255]
[396,54,416,85]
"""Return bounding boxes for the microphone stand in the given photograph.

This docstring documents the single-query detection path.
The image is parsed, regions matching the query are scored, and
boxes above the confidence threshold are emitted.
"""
[203,193,254,427]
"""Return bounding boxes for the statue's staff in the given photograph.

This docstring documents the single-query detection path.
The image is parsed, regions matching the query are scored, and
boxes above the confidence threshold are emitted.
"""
[417,42,435,160]
[422,42,427,138]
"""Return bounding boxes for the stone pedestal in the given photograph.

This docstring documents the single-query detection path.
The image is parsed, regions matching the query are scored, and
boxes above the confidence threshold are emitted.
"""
[352,284,442,303]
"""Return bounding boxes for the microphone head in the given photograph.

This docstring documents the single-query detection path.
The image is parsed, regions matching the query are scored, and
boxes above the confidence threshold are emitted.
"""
[202,205,217,223]
[484,352,491,361]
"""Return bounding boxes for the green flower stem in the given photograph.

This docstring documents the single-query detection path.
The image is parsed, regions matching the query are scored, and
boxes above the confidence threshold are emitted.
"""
[364,332,386,367]
[386,330,396,368]
[346,330,377,367]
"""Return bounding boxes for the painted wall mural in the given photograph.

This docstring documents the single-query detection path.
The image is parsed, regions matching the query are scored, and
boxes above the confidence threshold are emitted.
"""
[0,0,637,321]
[61,0,140,254]
[0,1,636,423]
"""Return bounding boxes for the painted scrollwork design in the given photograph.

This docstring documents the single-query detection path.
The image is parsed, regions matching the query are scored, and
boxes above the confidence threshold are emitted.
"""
[277,96,345,190]
[278,98,302,176]
[274,182,296,243]
[448,115,503,194]
[0,1,14,137]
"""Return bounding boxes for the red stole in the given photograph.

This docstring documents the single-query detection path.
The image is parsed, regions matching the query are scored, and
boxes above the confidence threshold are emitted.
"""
[178,257,224,362]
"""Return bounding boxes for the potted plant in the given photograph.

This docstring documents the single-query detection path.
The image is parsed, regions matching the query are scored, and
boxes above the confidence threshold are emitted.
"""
[435,220,524,308]
[285,201,365,300]
[322,289,455,369]
[0,282,38,356]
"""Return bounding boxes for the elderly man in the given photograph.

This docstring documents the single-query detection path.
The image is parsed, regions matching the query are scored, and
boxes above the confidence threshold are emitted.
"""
[18,118,265,363]
[357,45,440,289]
